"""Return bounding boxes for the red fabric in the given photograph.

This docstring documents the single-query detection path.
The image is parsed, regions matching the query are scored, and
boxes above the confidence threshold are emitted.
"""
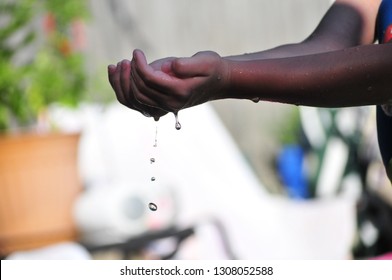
[384,24,392,43]
[371,252,392,260]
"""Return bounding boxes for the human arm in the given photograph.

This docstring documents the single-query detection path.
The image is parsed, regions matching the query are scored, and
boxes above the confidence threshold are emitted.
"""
[224,42,392,107]
[109,0,384,115]
[125,0,388,114]
[130,40,392,112]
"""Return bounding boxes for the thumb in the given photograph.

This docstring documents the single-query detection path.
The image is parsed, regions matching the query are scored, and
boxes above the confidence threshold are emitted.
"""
[133,49,149,69]
[171,51,216,78]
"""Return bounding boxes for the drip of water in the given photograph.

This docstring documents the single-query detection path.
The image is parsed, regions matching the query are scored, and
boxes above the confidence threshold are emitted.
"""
[148,202,158,211]
[174,112,181,130]
[153,122,158,147]
[252,97,260,103]
[149,121,159,211]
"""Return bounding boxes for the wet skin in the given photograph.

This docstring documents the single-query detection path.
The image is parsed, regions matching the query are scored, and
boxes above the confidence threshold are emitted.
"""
[108,0,392,180]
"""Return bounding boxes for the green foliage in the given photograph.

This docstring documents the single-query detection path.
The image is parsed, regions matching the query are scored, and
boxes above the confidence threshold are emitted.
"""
[275,107,302,145]
[44,0,89,28]
[0,0,89,131]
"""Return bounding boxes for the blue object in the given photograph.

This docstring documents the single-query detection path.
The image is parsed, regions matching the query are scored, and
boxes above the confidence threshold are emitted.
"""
[277,145,309,199]
[377,0,392,43]
[376,0,392,181]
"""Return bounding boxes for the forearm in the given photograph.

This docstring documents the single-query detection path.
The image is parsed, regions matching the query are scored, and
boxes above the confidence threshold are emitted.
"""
[225,44,310,61]
[225,40,340,61]
[220,43,392,107]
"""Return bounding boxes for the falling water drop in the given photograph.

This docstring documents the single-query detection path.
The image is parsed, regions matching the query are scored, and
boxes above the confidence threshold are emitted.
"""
[174,112,181,130]
[153,123,158,147]
[149,120,158,212]
[148,202,158,211]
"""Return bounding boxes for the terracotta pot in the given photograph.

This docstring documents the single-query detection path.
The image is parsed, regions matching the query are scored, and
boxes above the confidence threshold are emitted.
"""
[0,132,82,256]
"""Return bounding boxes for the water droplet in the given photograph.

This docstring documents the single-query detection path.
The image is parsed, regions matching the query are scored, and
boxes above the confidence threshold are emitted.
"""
[251,97,260,103]
[151,177,156,181]
[153,123,158,147]
[174,112,181,130]
[148,202,158,211]
[150,158,155,164]
[367,86,373,92]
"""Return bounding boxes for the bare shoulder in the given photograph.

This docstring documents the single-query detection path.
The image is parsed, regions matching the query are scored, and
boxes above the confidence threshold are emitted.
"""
[335,0,382,43]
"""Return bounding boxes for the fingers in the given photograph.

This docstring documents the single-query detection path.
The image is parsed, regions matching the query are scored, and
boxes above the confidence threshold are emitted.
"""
[118,60,148,113]
[132,49,174,92]
[108,62,127,105]
[131,50,178,111]
[131,49,212,111]
[171,51,219,77]
[171,57,205,77]
[130,58,159,104]
[161,60,174,75]
[119,60,131,100]
[108,59,168,119]
[109,49,203,117]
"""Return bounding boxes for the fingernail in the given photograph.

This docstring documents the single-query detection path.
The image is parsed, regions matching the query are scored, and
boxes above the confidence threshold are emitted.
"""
[121,60,130,68]
[133,49,141,60]
[108,64,115,73]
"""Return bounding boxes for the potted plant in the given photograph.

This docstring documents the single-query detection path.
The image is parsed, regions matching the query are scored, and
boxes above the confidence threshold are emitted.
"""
[0,0,89,256]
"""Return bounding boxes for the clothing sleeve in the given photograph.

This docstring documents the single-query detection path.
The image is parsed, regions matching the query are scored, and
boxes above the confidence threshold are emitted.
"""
[376,0,392,181]
[377,107,392,180]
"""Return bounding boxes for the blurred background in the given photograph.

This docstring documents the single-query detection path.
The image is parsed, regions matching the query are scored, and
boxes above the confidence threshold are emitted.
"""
[1,0,392,260]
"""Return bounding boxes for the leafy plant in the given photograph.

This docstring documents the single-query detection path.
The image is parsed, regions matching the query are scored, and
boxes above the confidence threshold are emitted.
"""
[0,0,89,132]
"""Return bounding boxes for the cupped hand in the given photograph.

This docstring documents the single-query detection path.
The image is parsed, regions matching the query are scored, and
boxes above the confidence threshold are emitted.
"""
[108,57,173,120]
[130,49,229,113]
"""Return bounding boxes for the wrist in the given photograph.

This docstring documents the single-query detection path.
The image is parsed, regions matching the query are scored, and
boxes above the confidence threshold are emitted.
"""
[222,59,267,101]
[211,57,232,101]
